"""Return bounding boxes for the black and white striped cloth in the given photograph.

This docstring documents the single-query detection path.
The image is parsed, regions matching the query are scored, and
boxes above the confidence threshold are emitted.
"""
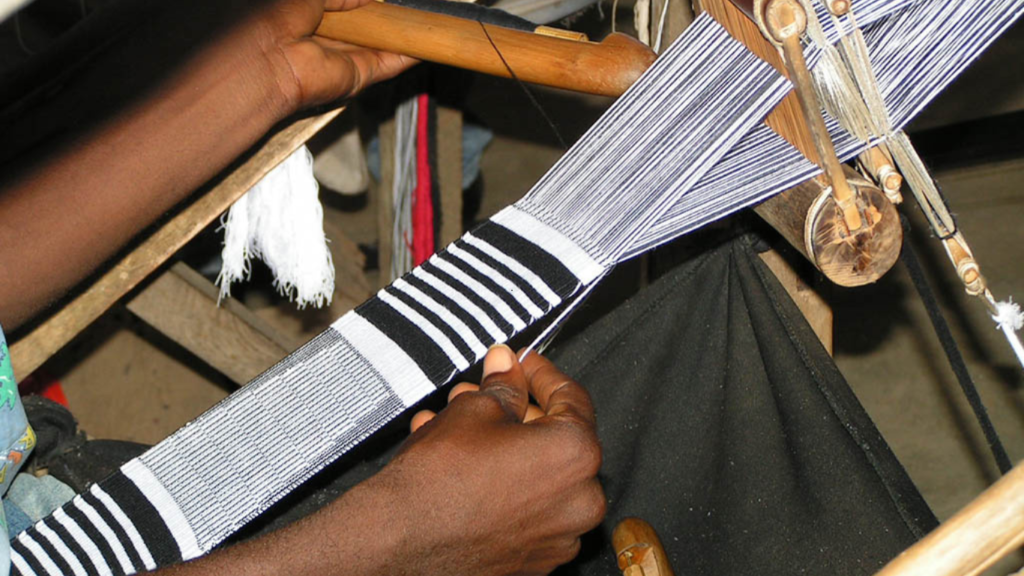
[12,212,605,576]
[11,0,1022,572]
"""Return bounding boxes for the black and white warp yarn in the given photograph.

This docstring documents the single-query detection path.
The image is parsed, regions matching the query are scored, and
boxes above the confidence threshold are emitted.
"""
[10,0,1022,573]
[627,0,1024,258]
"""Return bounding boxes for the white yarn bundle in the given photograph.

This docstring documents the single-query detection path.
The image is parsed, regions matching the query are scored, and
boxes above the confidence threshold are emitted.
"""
[992,297,1024,369]
[217,146,335,309]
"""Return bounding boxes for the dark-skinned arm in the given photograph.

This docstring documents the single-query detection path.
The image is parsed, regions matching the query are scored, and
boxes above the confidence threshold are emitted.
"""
[0,0,414,330]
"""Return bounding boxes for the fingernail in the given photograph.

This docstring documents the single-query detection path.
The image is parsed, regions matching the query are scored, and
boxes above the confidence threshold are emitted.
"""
[483,344,515,378]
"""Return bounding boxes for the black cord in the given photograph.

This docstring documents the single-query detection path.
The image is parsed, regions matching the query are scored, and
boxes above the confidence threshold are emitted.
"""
[899,214,1013,475]
[477,21,569,151]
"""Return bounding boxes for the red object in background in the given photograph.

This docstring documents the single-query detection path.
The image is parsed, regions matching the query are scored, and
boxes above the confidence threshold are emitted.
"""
[411,93,435,267]
[18,371,69,407]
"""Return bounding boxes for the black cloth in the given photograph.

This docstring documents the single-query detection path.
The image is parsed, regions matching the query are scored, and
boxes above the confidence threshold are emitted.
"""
[33,234,937,574]
[546,235,936,575]
[21,395,149,493]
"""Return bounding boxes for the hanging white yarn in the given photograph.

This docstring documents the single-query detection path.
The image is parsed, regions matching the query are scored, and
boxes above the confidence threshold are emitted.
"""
[990,296,1024,369]
[217,145,335,309]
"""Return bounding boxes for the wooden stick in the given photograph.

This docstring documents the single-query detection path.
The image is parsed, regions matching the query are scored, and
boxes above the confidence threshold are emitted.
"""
[315,1,657,97]
[126,263,299,386]
[875,461,1024,576]
[9,109,342,379]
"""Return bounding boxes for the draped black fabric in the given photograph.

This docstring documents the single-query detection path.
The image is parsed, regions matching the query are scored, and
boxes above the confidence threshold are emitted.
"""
[547,235,937,575]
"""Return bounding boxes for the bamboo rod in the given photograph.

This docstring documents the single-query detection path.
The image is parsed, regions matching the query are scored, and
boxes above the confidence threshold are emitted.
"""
[874,461,1024,576]
[9,109,343,379]
[316,1,657,97]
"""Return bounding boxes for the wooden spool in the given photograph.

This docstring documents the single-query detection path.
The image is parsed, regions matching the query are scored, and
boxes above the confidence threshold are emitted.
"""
[701,0,903,287]
[756,169,901,287]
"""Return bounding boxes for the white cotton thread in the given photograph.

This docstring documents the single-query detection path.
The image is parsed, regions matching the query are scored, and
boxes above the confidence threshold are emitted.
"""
[217,145,335,309]
[990,296,1024,369]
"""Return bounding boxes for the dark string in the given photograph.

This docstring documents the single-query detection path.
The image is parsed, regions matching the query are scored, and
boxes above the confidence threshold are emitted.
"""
[922,179,959,241]
[899,214,1013,475]
[477,21,569,151]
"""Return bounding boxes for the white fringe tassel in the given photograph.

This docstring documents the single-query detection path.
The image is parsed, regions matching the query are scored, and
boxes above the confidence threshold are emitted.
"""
[217,146,335,309]
[991,296,1024,370]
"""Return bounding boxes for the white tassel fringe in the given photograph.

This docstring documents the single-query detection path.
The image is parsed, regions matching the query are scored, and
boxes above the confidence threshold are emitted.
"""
[991,297,1024,370]
[217,146,335,309]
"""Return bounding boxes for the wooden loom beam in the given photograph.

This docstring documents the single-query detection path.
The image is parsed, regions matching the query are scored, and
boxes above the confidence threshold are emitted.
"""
[316,1,657,98]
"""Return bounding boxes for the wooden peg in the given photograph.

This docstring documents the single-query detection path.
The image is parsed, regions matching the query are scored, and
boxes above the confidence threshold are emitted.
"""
[858,145,903,203]
[943,234,986,296]
[613,518,676,576]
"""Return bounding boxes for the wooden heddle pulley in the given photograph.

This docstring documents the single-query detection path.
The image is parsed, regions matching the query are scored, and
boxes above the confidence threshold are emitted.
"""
[701,0,903,287]
[755,167,901,287]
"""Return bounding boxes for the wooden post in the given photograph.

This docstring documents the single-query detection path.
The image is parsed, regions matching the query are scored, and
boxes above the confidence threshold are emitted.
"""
[377,117,397,284]
[650,0,695,51]
[437,106,464,247]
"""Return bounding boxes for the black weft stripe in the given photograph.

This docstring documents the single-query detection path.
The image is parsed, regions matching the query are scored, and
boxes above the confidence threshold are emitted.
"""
[65,500,125,576]
[404,274,495,347]
[437,251,531,323]
[454,240,549,312]
[25,525,75,576]
[357,297,454,386]
[11,537,49,576]
[471,222,581,298]
[45,516,99,575]
[102,472,183,566]
[421,261,513,336]
[83,491,144,572]
[384,286,475,364]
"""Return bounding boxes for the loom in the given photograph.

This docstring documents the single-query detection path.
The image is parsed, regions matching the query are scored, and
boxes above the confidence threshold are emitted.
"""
[9,0,1024,574]
[315,0,928,289]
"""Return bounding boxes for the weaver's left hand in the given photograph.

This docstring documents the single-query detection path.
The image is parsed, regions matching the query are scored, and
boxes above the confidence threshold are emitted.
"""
[256,0,417,112]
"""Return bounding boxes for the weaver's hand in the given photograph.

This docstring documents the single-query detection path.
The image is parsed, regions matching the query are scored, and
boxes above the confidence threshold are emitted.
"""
[381,346,605,576]
[257,0,417,111]
[156,347,603,576]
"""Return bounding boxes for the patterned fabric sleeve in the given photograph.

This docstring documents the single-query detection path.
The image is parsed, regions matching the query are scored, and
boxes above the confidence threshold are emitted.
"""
[0,326,37,576]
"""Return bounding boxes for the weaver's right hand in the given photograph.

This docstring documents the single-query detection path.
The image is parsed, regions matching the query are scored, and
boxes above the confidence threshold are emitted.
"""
[372,346,606,575]
[160,347,603,576]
